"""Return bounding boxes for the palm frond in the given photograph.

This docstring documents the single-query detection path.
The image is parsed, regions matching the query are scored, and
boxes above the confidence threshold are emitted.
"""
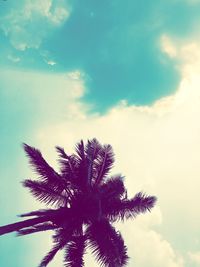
[75,141,88,191]
[100,175,126,200]
[85,139,102,186]
[0,139,158,266]
[86,219,129,267]
[23,144,62,186]
[19,209,56,218]
[105,192,157,221]
[130,192,157,214]
[17,222,56,236]
[23,179,68,206]
[56,146,87,194]
[0,216,50,236]
[85,139,101,158]
[39,244,61,267]
[94,144,114,186]
[39,228,73,267]
[75,140,85,161]
[64,236,86,267]
[56,147,78,182]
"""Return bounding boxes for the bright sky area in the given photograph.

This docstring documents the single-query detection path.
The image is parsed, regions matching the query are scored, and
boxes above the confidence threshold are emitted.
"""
[1,0,200,266]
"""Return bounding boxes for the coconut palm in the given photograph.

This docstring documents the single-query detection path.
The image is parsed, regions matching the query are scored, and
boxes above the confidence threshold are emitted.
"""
[0,138,156,267]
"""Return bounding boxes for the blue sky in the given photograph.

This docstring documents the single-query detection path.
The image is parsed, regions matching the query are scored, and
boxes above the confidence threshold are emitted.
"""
[2,0,200,111]
[1,0,200,267]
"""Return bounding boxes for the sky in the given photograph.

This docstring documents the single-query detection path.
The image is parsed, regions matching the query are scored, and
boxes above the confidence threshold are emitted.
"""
[1,0,200,266]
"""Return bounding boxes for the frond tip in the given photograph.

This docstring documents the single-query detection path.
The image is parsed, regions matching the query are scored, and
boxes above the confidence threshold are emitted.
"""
[131,192,157,213]
[64,236,86,267]
[23,143,63,186]
[87,220,129,267]
[22,179,67,206]
[105,192,157,222]
[17,223,56,236]
[39,244,61,267]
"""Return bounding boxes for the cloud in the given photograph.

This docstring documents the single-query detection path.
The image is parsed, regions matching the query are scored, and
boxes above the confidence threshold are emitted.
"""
[121,222,184,267]
[188,251,200,265]
[0,0,71,50]
[23,35,200,266]
[2,35,200,266]
[46,60,57,66]
[32,209,183,267]
[81,208,183,267]
[41,50,57,66]
[7,54,21,63]
[161,35,177,58]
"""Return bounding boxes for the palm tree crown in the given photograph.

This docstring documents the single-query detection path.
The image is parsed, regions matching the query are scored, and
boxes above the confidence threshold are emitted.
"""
[0,138,157,267]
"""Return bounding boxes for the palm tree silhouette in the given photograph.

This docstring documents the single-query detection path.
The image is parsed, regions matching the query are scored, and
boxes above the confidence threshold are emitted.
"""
[0,138,156,267]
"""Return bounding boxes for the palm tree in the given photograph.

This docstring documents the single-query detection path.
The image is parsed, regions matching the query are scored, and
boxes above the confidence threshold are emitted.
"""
[0,138,156,267]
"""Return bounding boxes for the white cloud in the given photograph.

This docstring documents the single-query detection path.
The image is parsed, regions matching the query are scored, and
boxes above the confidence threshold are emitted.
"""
[3,35,200,266]
[47,60,57,66]
[0,0,71,50]
[188,251,200,265]
[44,59,57,67]
[66,70,83,80]
[41,50,57,66]
[24,36,200,266]
[122,223,184,267]
[161,35,177,58]
[7,54,21,63]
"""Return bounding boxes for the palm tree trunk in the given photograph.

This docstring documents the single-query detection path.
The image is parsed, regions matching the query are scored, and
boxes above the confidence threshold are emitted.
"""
[0,216,50,236]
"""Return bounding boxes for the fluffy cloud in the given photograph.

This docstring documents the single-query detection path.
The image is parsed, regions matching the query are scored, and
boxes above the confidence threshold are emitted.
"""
[3,35,200,266]
[31,209,183,267]
[188,251,200,265]
[27,35,200,266]
[0,0,71,50]
[7,54,21,63]
[121,222,184,267]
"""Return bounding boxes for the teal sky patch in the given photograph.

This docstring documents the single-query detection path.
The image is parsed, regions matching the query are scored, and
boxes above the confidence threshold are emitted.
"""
[43,0,181,111]
[1,0,200,111]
